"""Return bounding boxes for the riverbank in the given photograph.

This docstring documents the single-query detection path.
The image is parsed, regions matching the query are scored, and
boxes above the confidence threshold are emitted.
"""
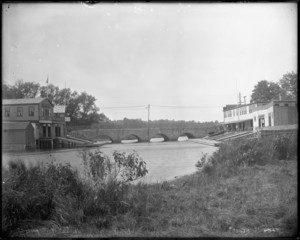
[7,158,297,238]
[2,136,297,237]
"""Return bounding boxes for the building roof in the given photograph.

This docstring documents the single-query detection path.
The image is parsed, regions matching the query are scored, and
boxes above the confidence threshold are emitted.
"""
[54,105,66,113]
[223,104,239,111]
[223,100,297,112]
[2,98,51,105]
[2,122,32,130]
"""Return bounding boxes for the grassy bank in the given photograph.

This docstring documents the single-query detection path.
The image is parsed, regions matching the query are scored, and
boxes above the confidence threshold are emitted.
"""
[2,135,297,237]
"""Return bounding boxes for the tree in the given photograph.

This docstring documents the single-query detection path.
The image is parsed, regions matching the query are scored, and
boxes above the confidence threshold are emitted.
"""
[55,88,73,105]
[279,71,297,100]
[39,84,59,102]
[14,80,40,98]
[3,80,40,99]
[2,81,15,99]
[4,79,103,126]
[250,80,282,103]
[77,92,99,120]
[66,91,81,120]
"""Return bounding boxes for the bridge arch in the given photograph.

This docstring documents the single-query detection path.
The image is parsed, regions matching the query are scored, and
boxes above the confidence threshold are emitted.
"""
[180,132,195,139]
[96,135,114,143]
[121,134,141,142]
[151,133,170,141]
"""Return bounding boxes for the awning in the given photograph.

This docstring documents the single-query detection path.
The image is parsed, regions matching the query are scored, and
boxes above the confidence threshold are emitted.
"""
[221,118,253,125]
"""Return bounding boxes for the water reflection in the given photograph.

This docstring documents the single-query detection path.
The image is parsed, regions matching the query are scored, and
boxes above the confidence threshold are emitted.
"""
[178,136,188,142]
[150,137,164,143]
[121,139,138,144]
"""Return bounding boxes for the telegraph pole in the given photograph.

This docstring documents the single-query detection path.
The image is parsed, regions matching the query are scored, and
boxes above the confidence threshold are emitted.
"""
[147,104,150,142]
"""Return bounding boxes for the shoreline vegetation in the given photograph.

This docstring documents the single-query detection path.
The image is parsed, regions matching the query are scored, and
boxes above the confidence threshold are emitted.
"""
[2,135,297,237]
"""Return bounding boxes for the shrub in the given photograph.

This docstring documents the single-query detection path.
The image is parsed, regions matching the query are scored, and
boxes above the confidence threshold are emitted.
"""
[196,137,280,179]
[273,134,297,160]
[78,149,148,228]
[273,135,290,160]
[195,153,209,170]
[2,159,86,236]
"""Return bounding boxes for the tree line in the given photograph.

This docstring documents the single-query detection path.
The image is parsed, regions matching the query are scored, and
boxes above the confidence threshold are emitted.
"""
[2,80,220,130]
[2,71,296,129]
[2,80,108,126]
[250,71,297,103]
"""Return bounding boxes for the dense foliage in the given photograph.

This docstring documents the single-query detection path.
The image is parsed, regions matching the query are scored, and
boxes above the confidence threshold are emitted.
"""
[2,150,148,237]
[196,134,297,177]
[250,71,297,103]
[2,80,107,126]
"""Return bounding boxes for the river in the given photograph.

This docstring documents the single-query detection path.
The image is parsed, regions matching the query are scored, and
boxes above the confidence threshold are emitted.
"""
[2,140,218,183]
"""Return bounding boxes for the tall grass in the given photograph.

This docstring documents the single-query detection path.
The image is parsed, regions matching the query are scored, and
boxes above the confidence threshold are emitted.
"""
[2,149,148,237]
[2,134,297,237]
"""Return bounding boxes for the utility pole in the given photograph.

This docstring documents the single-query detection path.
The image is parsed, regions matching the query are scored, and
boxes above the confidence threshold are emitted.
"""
[65,80,67,106]
[147,104,150,142]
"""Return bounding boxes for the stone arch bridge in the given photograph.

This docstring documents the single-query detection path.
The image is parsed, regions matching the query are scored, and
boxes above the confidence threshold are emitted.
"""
[71,126,217,143]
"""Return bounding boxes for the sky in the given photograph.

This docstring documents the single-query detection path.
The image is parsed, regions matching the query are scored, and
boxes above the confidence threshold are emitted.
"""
[2,3,297,122]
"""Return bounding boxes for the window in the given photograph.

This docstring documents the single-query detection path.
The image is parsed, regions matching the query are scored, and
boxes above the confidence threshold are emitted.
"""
[48,124,51,137]
[43,125,47,137]
[17,107,23,117]
[284,104,289,107]
[42,108,50,118]
[5,107,10,117]
[29,106,34,116]
[55,126,61,137]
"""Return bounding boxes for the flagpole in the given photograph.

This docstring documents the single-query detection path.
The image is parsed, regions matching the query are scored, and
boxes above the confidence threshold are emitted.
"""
[46,74,49,98]
[65,80,67,106]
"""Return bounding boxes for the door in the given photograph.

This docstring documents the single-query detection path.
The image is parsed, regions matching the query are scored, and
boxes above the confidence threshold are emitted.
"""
[259,116,265,127]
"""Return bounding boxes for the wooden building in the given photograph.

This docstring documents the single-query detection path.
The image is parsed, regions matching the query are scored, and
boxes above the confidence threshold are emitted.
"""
[2,122,35,151]
[222,100,298,131]
[2,98,67,149]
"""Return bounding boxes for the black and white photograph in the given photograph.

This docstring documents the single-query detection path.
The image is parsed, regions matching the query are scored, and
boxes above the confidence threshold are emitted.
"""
[2,2,298,238]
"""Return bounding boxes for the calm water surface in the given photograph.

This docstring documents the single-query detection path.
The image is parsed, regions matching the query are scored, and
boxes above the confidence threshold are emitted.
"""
[2,140,217,183]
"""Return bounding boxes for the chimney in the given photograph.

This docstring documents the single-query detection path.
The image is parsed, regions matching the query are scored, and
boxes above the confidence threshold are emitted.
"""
[238,92,242,105]
[279,94,282,101]
[244,96,246,104]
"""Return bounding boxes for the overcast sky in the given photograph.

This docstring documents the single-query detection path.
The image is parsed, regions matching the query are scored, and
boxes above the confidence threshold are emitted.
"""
[2,3,297,122]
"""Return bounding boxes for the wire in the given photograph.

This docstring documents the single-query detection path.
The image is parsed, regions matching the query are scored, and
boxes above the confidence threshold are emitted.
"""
[100,105,223,110]
[101,106,146,109]
[151,105,223,108]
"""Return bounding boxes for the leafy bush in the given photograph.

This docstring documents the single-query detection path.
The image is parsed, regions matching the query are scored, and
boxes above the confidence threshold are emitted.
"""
[2,150,148,236]
[273,135,290,159]
[196,137,278,178]
[2,159,85,236]
[78,150,148,227]
[273,134,297,160]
